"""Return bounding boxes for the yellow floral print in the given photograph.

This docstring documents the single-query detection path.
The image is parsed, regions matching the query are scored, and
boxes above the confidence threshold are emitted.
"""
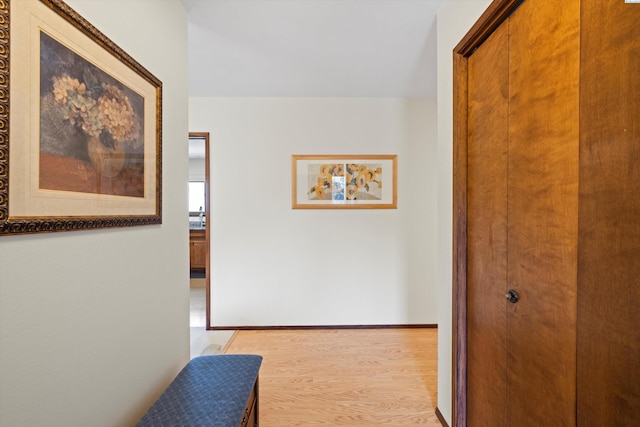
[309,162,383,201]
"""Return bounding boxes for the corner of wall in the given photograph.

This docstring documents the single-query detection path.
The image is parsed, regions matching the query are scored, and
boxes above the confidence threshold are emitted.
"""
[436,1,492,425]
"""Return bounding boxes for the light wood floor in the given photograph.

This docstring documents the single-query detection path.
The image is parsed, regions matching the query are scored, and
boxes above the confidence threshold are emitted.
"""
[224,328,440,426]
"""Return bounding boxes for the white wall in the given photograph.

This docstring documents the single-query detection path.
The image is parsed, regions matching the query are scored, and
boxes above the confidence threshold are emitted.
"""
[189,97,438,327]
[436,1,491,425]
[0,1,190,426]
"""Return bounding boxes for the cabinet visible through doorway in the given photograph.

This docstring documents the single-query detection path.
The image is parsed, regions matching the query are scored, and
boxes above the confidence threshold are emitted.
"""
[190,229,206,271]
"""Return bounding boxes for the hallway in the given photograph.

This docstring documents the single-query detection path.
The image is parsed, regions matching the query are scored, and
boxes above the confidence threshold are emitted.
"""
[225,328,440,426]
[189,279,234,358]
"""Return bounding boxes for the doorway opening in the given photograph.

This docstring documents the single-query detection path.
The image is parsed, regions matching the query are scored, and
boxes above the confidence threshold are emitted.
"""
[188,132,236,358]
[188,132,210,331]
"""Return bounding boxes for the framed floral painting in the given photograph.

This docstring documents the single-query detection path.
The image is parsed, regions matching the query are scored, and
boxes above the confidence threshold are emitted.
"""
[0,0,162,235]
[292,155,397,209]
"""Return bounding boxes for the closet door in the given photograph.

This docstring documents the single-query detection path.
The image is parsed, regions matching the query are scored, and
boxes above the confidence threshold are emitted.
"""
[465,0,580,424]
[506,0,580,425]
[466,21,509,426]
[578,1,640,424]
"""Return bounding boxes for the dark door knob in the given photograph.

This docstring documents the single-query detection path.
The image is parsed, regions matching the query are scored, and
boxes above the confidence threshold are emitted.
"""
[506,289,519,304]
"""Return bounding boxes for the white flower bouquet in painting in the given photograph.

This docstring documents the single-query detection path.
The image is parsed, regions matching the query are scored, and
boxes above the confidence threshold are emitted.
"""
[51,72,136,178]
[39,31,145,198]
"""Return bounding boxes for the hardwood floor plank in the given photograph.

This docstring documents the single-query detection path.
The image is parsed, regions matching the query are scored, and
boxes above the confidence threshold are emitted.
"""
[224,328,440,426]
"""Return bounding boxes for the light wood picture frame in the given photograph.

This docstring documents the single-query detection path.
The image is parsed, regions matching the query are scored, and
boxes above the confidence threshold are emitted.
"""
[292,154,397,209]
[0,0,162,235]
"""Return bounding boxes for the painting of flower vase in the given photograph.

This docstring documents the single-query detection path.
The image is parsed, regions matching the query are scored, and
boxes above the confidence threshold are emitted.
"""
[39,32,145,197]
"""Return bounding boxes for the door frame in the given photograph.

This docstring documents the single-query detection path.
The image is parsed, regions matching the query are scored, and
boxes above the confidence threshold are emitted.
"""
[189,131,211,329]
[451,1,523,425]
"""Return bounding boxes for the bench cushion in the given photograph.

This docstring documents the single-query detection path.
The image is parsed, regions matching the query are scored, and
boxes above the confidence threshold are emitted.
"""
[136,354,262,427]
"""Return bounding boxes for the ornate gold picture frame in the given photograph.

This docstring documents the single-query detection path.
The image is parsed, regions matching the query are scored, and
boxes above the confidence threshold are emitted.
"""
[0,0,162,235]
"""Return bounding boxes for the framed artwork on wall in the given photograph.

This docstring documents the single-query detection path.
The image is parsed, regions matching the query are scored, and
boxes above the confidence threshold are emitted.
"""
[0,0,162,235]
[292,154,398,209]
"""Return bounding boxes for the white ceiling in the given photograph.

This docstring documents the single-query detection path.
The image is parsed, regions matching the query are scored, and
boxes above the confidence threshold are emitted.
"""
[184,0,444,98]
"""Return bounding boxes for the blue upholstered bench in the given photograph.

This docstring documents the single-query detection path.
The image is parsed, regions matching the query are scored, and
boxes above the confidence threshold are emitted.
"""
[136,354,263,427]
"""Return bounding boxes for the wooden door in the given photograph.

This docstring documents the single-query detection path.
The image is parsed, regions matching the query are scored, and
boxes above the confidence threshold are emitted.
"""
[466,21,509,426]
[577,1,640,424]
[505,0,580,425]
[464,0,580,424]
